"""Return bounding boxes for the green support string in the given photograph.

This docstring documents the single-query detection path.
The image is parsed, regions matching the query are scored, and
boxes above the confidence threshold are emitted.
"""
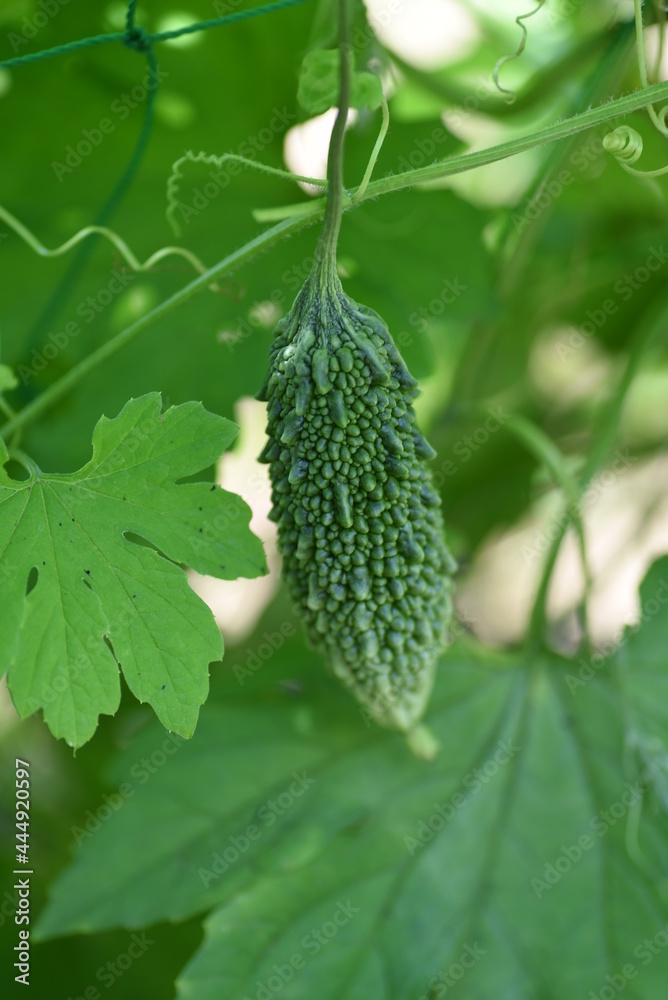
[18,7,159,358]
[4,0,314,363]
[0,0,314,70]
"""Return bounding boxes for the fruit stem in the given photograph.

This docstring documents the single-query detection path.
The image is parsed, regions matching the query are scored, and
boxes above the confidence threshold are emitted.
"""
[312,0,351,290]
[406,724,440,761]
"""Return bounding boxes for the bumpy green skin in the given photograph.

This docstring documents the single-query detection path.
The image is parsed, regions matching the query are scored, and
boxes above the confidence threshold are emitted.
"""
[258,275,456,731]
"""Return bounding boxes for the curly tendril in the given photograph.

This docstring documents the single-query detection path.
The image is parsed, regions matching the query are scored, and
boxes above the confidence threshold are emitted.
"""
[604,123,668,178]
[493,0,546,104]
[606,0,668,183]
[170,82,390,230]
[166,151,327,238]
[0,205,225,292]
[603,126,644,165]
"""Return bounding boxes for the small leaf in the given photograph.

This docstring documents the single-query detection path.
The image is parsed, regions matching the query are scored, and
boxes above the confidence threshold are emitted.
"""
[0,393,267,747]
[0,363,18,392]
[298,48,382,114]
[351,70,383,112]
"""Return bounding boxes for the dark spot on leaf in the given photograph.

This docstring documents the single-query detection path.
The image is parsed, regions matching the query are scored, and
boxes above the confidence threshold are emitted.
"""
[161,684,166,690]
[25,566,38,595]
[85,569,91,575]
[199,528,203,533]
[210,485,216,491]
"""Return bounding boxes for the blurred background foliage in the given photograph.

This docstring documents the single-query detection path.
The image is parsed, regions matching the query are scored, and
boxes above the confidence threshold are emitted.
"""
[1,0,668,996]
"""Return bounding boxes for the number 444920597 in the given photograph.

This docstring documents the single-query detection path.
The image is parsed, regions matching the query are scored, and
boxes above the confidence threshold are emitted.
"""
[15,760,30,865]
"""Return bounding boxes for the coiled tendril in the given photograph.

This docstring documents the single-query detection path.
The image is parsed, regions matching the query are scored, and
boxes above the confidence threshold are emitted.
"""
[604,121,668,179]
[604,0,668,182]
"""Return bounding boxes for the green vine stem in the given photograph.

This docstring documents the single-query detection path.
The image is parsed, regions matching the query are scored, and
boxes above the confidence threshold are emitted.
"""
[526,296,667,650]
[2,78,668,442]
[504,415,592,649]
[249,78,668,223]
[352,95,389,202]
[310,0,351,291]
[253,89,389,223]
